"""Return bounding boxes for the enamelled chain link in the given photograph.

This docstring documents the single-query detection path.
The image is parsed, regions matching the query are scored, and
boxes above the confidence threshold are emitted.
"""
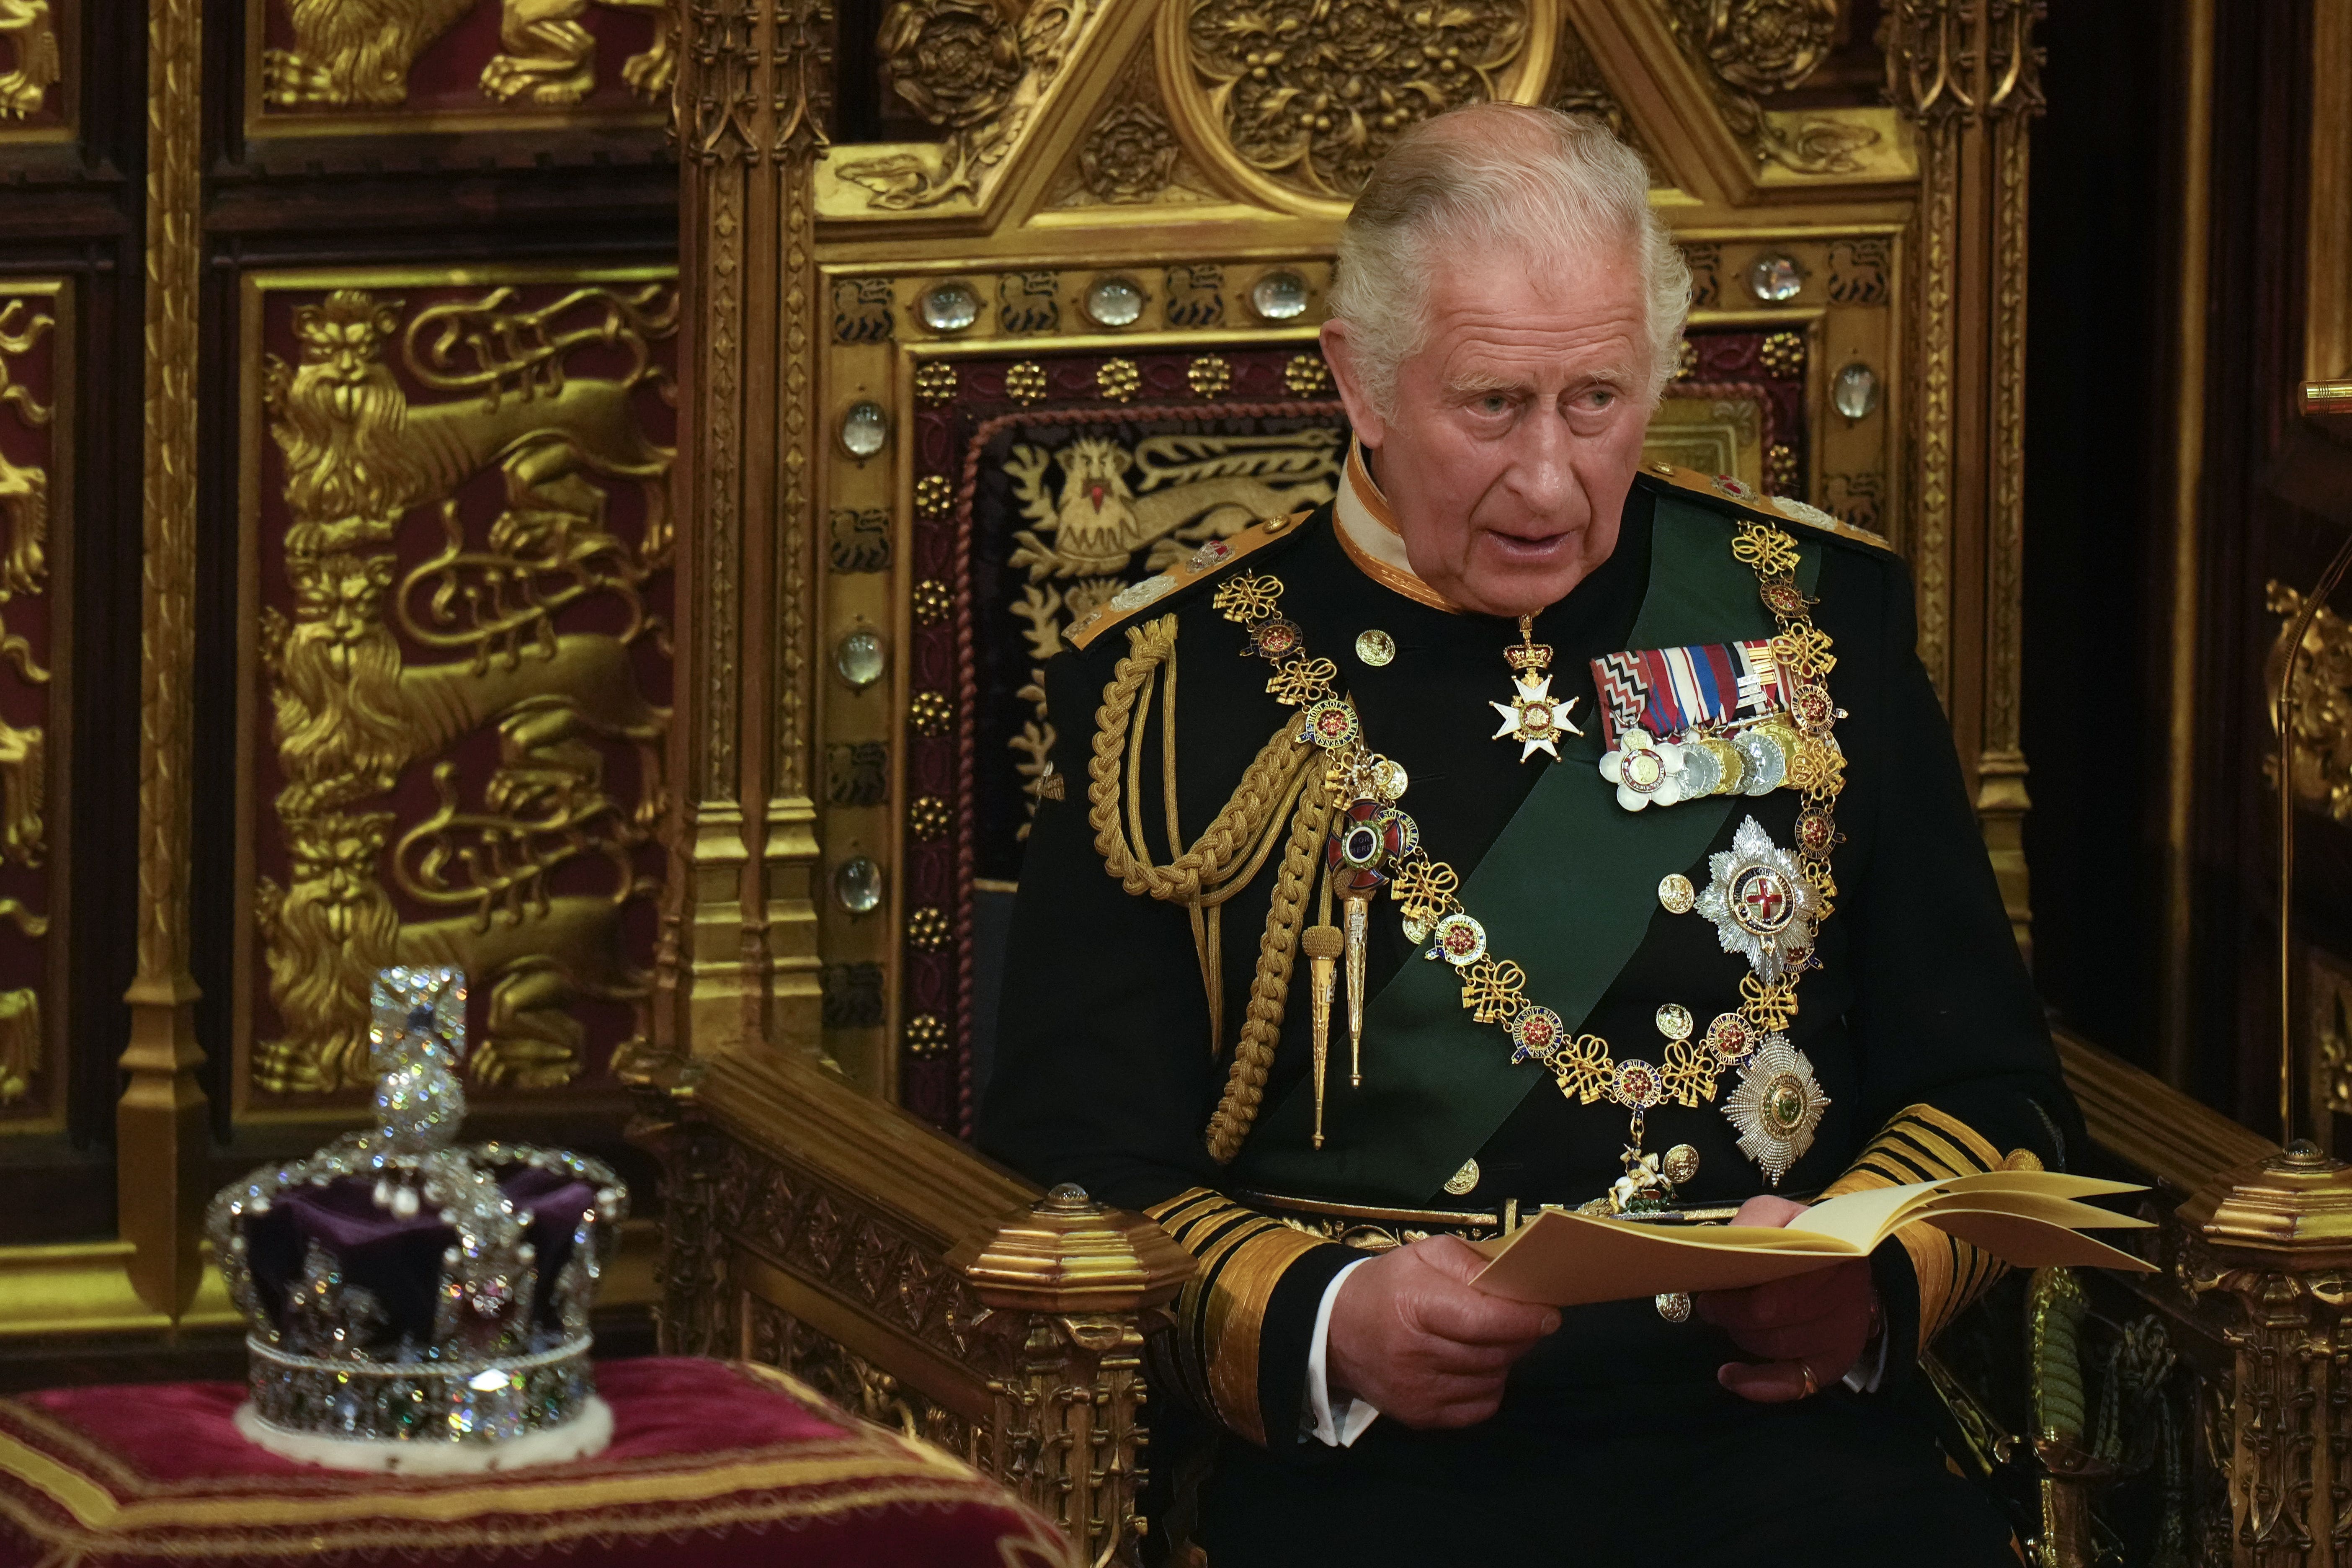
[1212,516,1847,1189]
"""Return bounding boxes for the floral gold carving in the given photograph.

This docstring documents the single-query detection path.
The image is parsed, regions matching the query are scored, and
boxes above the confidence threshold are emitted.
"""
[1285,353,1331,396]
[1181,0,1531,199]
[0,0,57,119]
[1096,358,1140,402]
[908,794,951,840]
[1047,43,1211,210]
[1187,354,1230,399]
[1006,361,1048,404]
[916,363,959,407]
[1081,99,1181,203]
[910,688,954,736]
[1657,0,1878,175]
[912,578,952,626]
[1666,0,1836,94]
[879,0,1024,126]
[905,1012,949,1056]
[839,0,1101,210]
[252,284,675,1093]
[1547,17,1632,147]
[261,0,678,110]
[2267,582,2352,826]
[908,905,951,951]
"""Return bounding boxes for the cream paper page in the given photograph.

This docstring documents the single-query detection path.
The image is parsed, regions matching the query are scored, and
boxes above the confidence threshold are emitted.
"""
[1467,1176,2153,1307]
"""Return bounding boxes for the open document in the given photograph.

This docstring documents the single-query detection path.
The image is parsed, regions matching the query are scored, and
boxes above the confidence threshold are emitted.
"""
[1467,1171,2156,1307]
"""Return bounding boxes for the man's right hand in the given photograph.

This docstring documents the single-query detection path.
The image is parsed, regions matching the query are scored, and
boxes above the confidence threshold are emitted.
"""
[1325,1234,1561,1429]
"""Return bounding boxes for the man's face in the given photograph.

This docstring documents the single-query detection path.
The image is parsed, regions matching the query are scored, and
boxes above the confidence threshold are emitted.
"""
[1325,242,1653,618]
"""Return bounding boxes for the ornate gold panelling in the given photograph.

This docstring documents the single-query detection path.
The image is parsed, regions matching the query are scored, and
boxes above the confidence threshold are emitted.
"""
[0,0,66,139]
[121,0,209,1321]
[1545,15,1635,152]
[245,0,673,135]
[2309,948,2352,1140]
[236,269,675,1110]
[2267,580,2352,825]
[1042,40,1216,210]
[1158,0,1553,212]
[0,281,61,1131]
[1654,0,1880,177]
[835,0,1105,211]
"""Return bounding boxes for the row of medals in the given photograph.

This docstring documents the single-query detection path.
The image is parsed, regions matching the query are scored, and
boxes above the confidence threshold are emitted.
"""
[1211,521,1845,1299]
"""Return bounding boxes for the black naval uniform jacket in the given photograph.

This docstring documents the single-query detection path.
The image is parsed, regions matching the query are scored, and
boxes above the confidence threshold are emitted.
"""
[980,469,2080,1473]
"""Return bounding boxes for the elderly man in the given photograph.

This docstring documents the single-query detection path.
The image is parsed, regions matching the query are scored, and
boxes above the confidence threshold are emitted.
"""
[981,104,2073,1566]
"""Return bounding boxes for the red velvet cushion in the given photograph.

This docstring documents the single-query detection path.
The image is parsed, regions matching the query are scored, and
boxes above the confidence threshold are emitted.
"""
[0,1356,1078,1567]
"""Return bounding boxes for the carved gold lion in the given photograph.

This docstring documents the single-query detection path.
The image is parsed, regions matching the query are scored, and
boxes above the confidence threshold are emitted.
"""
[0,0,57,120]
[255,812,648,1093]
[262,0,676,111]
[255,284,672,1095]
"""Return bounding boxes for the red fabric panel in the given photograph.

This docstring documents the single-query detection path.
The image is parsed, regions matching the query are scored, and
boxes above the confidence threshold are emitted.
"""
[0,1357,1078,1568]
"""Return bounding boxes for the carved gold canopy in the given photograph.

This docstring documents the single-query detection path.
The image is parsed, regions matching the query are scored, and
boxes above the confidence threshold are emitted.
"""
[660,0,2041,1133]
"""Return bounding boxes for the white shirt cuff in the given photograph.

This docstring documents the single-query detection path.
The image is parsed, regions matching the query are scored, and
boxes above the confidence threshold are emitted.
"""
[1304,1257,1382,1446]
[1841,1310,1891,1394]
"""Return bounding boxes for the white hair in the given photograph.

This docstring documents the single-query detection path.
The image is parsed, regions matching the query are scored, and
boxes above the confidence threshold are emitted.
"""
[1328,104,1691,416]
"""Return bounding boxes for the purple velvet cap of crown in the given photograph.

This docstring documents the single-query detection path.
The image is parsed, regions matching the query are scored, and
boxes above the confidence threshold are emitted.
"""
[240,1165,597,1354]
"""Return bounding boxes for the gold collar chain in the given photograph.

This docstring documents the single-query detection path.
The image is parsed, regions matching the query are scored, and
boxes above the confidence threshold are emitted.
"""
[1212,518,1847,1199]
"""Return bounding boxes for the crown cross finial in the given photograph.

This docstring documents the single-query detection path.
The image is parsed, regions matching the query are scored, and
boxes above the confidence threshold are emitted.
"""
[369,966,468,1161]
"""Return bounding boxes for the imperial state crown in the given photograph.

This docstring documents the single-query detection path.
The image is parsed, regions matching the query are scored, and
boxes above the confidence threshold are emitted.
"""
[206,967,628,1472]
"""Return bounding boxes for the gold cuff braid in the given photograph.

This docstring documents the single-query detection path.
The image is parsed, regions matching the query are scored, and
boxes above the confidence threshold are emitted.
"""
[1819,1103,2041,1351]
[1144,1188,1331,1447]
[1088,616,1335,1163]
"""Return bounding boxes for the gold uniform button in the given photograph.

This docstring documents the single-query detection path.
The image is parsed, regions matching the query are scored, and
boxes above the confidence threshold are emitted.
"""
[1355,629,1396,667]
[1658,873,1695,914]
[1443,1158,1480,1196]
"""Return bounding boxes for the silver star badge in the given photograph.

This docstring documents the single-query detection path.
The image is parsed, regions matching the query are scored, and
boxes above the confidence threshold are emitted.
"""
[1694,815,1820,983]
[1722,1035,1831,1185]
[1490,672,1582,763]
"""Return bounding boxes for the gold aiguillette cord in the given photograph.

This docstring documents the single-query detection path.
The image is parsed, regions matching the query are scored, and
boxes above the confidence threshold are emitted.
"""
[1304,861,1341,1149]
[1344,893,1369,1086]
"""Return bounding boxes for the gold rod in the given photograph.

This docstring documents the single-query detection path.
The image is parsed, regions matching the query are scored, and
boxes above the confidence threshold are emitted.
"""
[2276,535,2352,1143]
[2159,0,2215,1091]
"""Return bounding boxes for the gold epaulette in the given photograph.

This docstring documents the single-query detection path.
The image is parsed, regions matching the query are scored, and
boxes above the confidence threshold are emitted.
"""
[1065,510,1313,653]
[1818,1104,2043,1351]
[1640,461,1896,552]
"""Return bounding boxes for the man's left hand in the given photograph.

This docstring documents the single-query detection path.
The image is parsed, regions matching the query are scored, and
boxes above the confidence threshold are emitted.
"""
[1694,1194,1880,1403]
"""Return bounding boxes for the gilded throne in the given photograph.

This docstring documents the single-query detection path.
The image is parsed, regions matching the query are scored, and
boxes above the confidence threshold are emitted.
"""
[609,3,2350,1566]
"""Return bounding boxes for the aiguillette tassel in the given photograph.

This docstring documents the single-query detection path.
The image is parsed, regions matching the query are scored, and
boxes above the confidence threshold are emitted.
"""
[1344,895,1369,1087]
[1302,925,1343,1148]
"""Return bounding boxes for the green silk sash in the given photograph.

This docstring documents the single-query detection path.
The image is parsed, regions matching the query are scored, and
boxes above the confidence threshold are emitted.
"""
[1234,497,1823,1204]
